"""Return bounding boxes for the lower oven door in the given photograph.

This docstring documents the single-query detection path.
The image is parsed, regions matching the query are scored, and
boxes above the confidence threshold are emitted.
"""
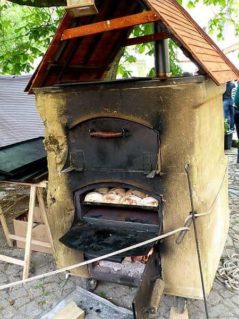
[59,219,161,261]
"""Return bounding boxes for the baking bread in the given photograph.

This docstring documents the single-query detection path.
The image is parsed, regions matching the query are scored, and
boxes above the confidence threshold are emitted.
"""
[141,196,158,207]
[121,195,141,206]
[103,193,122,204]
[108,188,126,197]
[95,187,109,195]
[84,192,103,203]
[126,189,146,199]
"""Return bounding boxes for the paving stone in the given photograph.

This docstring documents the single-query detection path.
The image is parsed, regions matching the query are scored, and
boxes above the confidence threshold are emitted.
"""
[208,291,222,306]
[1,306,18,319]
[19,300,40,315]
[13,295,31,308]
[9,287,28,299]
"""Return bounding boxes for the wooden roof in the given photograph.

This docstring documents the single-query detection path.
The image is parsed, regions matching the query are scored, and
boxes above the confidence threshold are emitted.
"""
[27,0,239,92]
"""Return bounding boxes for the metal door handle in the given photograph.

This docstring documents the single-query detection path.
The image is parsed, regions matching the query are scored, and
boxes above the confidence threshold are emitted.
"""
[89,129,129,138]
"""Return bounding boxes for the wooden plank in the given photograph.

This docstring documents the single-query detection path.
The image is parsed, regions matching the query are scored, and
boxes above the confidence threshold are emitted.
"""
[193,46,224,56]
[172,25,201,37]
[124,32,168,46]
[0,180,47,188]
[202,61,230,71]
[0,255,24,266]
[174,31,209,45]
[151,5,195,29]
[201,55,228,63]
[36,187,55,254]
[0,206,13,247]
[164,17,199,33]
[9,234,51,248]
[53,301,84,319]
[61,11,160,41]
[182,38,215,50]
[169,306,189,319]
[22,185,37,280]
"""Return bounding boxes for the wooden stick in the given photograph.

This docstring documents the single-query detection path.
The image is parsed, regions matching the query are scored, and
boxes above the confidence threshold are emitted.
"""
[36,188,55,254]
[8,234,51,249]
[61,11,159,41]
[0,181,47,188]
[124,32,169,46]
[0,206,13,247]
[22,185,37,280]
[0,255,24,266]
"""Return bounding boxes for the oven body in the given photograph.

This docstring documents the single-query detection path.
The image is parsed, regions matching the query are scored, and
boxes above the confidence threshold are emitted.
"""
[34,77,229,299]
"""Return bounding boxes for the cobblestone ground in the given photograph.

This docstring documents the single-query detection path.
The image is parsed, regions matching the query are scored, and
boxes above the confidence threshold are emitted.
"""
[0,151,238,319]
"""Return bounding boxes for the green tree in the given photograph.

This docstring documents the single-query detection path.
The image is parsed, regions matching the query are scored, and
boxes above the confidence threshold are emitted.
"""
[0,2,63,74]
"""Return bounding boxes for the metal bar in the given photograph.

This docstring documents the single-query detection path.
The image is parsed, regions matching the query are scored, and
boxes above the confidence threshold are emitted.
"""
[184,164,209,319]
[154,22,170,77]
[61,11,160,41]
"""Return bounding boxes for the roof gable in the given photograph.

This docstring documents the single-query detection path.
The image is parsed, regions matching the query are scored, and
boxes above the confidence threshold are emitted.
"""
[27,0,239,92]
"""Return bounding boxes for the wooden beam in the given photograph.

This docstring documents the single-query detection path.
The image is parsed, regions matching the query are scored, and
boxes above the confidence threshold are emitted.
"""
[124,31,169,46]
[0,255,24,267]
[9,234,52,249]
[61,11,160,41]
[36,187,55,254]
[0,206,13,247]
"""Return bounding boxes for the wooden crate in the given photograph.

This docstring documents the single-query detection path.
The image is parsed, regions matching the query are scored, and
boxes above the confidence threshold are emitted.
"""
[13,207,52,254]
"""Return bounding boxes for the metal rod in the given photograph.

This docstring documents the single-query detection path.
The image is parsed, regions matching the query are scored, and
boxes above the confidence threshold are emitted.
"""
[154,22,170,77]
[184,164,209,319]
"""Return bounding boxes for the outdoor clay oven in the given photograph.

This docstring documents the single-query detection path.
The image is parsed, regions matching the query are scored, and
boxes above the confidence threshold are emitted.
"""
[27,0,239,316]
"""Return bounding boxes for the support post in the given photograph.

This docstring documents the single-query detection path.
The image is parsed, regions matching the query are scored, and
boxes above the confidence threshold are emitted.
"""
[0,206,13,247]
[22,185,37,280]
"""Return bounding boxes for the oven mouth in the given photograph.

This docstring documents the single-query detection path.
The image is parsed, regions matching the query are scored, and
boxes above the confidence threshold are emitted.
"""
[60,183,163,261]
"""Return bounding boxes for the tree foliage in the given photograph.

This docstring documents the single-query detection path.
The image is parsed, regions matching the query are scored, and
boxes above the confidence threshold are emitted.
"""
[0,2,63,74]
[7,0,65,7]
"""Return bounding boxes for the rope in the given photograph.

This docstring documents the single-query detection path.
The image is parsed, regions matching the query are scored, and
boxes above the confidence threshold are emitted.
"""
[0,226,189,291]
[184,165,228,224]
[216,254,239,291]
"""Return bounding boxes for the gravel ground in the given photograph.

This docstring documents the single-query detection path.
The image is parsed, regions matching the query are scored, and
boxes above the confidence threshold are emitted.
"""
[0,150,238,319]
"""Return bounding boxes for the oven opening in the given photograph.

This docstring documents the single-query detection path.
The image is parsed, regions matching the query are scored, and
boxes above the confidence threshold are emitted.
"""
[60,184,163,288]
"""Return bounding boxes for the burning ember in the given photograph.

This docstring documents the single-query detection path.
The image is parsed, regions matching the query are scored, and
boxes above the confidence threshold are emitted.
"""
[131,248,154,264]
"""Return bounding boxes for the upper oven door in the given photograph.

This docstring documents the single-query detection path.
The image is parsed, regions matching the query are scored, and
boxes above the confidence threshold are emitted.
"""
[66,117,160,175]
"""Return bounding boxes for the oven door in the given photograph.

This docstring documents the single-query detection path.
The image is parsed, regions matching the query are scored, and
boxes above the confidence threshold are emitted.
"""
[64,117,160,175]
[60,200,163,261]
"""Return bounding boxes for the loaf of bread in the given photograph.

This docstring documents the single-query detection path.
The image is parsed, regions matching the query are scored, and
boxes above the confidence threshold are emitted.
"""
[108,188,126,197]
[102,193,122,204]
[84,192,103,202]
[120,195,141,206]
[95,187,109,195]
[141,197,158,207]
[126,189,146,199]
